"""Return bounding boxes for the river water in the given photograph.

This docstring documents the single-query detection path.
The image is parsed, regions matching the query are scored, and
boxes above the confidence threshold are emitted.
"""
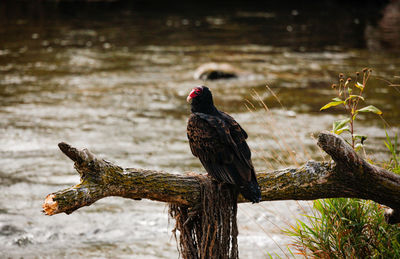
[1,1,399,258]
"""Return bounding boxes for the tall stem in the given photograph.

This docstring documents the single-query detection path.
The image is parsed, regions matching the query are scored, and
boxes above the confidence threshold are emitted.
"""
[350,116,354,148]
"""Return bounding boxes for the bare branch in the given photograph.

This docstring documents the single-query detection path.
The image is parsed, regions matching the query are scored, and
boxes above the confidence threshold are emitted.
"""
[43,132,400,223]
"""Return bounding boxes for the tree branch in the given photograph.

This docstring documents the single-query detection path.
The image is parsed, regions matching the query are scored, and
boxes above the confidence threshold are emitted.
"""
[43,132,400,223]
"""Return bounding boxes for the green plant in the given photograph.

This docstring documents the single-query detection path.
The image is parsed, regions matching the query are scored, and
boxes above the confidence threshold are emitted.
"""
[320,68,382,150]
[384,129,400,174]
[285,69,400,258]
[286,198,400,258]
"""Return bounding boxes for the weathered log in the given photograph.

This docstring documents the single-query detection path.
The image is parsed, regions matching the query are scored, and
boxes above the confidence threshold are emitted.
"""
[43,132,400,223]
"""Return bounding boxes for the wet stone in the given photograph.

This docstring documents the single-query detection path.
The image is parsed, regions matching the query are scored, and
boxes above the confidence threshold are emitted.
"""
[13,234,34,246]
[0,224,23,236]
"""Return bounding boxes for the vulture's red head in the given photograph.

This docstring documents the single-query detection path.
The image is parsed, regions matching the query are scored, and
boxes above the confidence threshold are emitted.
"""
[187,86,215,113]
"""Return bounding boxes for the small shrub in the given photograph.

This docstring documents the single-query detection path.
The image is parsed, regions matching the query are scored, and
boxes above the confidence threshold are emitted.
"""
[320,68,382,150]
[286,69,400,258]
[286,198,400,258]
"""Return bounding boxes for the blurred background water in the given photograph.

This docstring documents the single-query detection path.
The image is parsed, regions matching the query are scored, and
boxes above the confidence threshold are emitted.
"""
[0,0,399,258]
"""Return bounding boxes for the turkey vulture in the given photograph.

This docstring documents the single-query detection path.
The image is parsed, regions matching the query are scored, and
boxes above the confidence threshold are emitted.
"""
[186,86,261,203]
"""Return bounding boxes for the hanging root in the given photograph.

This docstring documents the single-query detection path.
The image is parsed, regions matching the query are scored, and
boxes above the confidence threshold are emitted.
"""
[169,176,239,259]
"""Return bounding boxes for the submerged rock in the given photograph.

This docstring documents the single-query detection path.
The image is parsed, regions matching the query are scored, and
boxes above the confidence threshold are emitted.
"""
[194,63,242,80]
[0,224,23,236]
[14,234,34,246]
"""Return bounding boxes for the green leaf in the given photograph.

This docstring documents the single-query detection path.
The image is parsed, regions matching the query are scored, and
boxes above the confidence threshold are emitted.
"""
[355,82,364,90]
[353,134,367,141]
[385,141,392,152]
[352,112,358,121]
[334,125,350,135]
[345,95,365,103]
[385,130,399,167]
[353,134,367,144]
[355,143,363,152]
[320,101,344,111]
[333,118,350,134]
[332,97,343,102]
[348,88,352,94]
[357,105,382,115]
[333,118,350,130]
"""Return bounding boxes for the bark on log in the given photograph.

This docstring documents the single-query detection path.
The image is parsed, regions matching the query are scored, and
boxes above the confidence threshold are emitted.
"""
[43,132,400,224]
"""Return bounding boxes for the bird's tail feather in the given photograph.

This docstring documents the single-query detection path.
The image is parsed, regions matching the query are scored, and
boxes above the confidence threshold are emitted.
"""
[239,178,261,203]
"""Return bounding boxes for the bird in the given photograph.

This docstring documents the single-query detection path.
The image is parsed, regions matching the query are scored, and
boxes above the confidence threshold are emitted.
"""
[186,86,261,203]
